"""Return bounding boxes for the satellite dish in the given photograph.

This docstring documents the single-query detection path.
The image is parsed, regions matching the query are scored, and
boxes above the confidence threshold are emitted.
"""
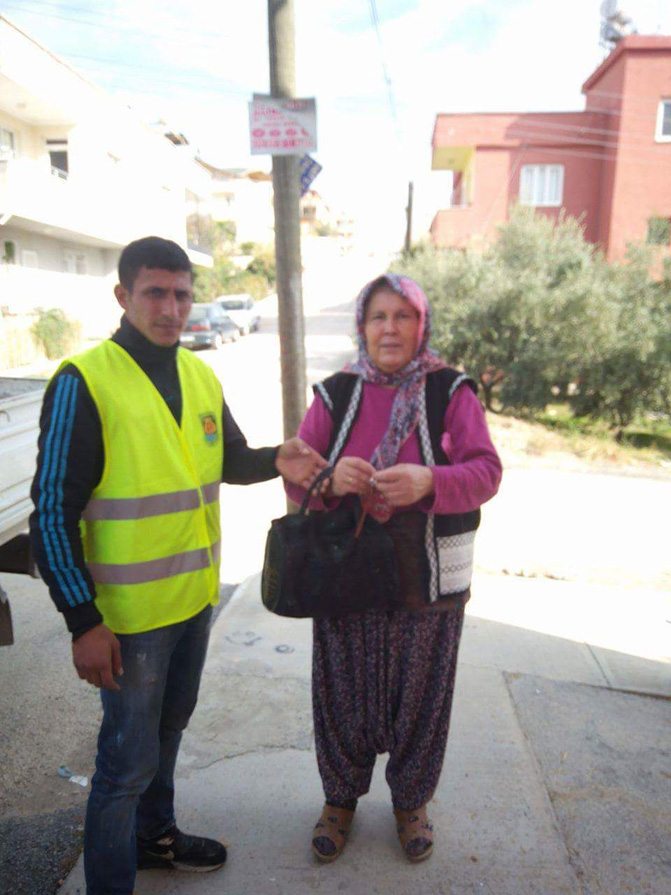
[600,0,635,48]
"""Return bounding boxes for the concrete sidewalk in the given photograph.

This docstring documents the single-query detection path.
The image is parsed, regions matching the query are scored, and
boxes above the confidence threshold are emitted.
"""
[61,570,671,895]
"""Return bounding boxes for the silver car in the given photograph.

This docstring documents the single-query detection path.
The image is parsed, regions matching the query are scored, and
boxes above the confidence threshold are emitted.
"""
[215,294,261,336]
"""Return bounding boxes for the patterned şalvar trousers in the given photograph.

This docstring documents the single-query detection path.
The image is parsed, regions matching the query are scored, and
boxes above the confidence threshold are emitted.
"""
[312,605,464,811]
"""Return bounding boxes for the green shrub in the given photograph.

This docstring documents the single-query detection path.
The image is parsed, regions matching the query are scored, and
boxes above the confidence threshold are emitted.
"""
[646,217,671,246]
[31,308,82,360]
[193,241,276,304]
[245,245,276,286]
[392,207,671,433]
[216,220,237,244]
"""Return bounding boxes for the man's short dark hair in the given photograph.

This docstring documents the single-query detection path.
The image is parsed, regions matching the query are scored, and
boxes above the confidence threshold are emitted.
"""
[118,236,193,291]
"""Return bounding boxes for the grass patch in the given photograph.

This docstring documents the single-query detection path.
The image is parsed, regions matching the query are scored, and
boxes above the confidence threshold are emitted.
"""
[532,404,671,464]
[622,431,671,452]
[488,403,671,470]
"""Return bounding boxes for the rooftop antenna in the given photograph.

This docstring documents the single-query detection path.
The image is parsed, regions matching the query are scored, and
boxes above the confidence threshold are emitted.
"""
[599,1,636,52]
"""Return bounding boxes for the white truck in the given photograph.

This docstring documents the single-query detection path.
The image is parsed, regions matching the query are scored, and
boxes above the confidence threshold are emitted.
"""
[0,377,47,646]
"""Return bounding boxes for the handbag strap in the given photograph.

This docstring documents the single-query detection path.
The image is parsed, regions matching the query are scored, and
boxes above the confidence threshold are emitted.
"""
[298,465,369,540]
[298,465,335,515]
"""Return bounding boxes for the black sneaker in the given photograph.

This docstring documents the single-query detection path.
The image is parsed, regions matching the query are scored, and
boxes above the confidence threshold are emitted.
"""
[137,825,227,873]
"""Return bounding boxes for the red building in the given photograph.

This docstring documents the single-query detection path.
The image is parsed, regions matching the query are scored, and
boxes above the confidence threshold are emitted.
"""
[430,36,671,261]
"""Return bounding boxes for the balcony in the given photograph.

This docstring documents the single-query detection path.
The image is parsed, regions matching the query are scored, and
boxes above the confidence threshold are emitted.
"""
[0,157,185,248]
[429,144,481,247]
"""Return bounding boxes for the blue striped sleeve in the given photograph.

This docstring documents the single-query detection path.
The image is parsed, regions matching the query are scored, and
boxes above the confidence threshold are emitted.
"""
[30,370,102,631]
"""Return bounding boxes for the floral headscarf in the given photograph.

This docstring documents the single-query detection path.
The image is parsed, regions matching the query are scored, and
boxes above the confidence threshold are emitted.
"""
[345,273,447,520]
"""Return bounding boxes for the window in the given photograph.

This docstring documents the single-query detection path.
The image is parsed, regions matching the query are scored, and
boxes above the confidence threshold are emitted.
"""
[47,139,69,178]
[21,250,39,268]
[0,126,16,160]
[656,100,671,142]
[520,165,564,207]
[63,251,88,275]
[647,217,671,246]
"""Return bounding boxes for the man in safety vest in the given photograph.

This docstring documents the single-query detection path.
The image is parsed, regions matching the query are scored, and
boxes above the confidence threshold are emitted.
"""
[30,236,327,895]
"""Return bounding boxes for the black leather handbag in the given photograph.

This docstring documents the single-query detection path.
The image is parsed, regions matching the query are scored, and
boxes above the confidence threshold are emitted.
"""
[261,467,402,619]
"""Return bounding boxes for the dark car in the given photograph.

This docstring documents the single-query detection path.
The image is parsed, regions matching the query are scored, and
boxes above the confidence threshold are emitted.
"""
[180,304,240,350]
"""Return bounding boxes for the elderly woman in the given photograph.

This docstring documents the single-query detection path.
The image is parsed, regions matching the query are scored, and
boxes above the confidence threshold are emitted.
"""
[286,274,502,864]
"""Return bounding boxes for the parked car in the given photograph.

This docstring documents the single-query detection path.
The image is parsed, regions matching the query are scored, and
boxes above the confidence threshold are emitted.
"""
[180,304,239,350]
[214,294,260,336]
[0,377,47,646]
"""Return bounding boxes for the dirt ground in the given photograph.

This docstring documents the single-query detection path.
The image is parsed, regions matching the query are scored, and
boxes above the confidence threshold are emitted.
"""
[488,412,671,479]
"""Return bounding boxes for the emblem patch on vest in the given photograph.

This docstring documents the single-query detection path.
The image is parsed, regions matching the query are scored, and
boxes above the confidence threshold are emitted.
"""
[199,412,219,445]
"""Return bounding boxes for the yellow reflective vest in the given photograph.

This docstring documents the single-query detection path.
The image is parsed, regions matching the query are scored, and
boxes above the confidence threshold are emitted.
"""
[63,340,223,634]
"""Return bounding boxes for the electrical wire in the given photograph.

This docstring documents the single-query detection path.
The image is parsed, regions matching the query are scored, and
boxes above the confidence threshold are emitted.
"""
[366,0,403,146]
[435,104,666,141]
[435,136,667,167]
[438,138,669,170]
[478,144,529,237]
[432,111,671,162]
[7,1,669,105]
[436,142,667,253]
[496,126,670,157]
[1,0,232,43]
[583,85,671,106]
[65,52,250,93]
[5,0,671,113]
[460,113,662,142]
[6,0,670,131]
[5,1,670,174]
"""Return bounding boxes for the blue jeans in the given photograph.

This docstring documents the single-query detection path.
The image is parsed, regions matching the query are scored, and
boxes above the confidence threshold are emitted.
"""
[84,605,212,895]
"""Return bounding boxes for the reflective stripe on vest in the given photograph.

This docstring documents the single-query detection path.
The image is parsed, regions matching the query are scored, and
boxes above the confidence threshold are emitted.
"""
[88,540,221,585]
[83,480,220,521]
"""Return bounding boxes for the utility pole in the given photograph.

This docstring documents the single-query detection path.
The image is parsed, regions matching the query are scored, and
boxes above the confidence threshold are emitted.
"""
[404,180,414,254]
[268,0,306,440]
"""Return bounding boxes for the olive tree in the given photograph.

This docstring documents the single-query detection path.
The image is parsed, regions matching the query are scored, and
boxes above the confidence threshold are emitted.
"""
[393,208,671,430]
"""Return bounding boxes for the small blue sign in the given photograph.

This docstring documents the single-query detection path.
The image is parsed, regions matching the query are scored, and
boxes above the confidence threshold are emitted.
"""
[300,154,322,196]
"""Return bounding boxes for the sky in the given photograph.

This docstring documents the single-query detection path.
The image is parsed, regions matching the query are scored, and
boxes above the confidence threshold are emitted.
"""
[2,0,671,248]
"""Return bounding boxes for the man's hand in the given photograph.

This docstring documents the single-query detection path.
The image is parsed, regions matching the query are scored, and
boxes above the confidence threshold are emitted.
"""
[372,464,434,507]
[72,624,123,691]
[275,437,328,488]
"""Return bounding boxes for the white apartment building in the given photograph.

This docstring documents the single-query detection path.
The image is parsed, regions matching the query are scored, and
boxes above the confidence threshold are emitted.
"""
[0,16,212,339]
[202,164,275,247]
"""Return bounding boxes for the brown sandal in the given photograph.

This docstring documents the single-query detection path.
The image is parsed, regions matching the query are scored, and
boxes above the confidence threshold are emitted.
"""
[394,804,434,862]
[311,804,355,863]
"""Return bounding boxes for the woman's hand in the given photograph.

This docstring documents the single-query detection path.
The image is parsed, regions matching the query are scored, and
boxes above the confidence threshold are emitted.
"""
[330,456,377,497]
[371,464,434,507]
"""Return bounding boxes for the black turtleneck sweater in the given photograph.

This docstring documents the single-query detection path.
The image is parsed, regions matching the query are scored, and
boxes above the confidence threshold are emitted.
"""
[29,316,279,640]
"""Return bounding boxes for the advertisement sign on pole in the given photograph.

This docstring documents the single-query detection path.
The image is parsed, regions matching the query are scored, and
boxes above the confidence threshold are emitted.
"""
[249,95,317,156]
